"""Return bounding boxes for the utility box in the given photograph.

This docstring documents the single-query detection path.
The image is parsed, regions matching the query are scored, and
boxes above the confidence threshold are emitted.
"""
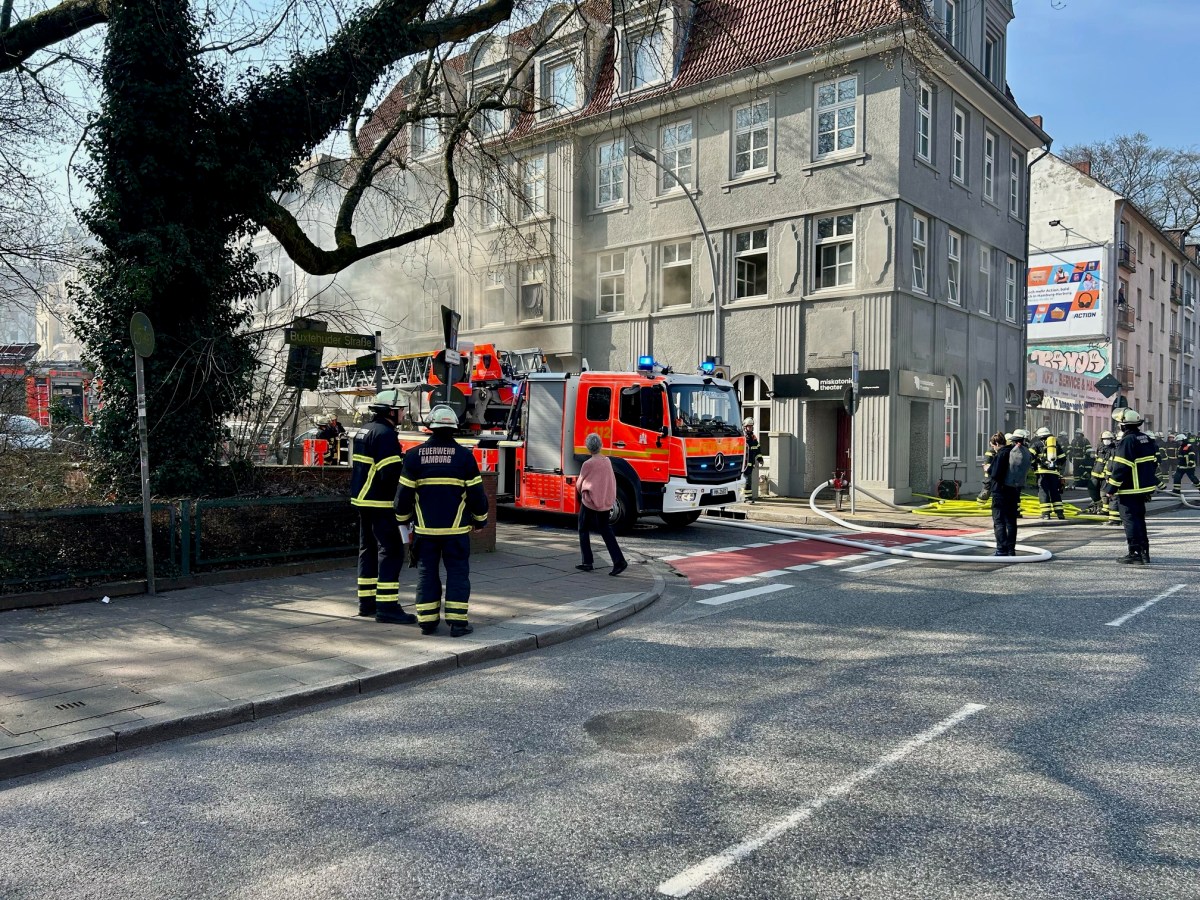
[768,432,796,497]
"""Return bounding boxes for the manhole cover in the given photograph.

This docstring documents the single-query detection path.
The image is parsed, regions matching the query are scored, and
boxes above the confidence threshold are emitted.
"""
[584,709,698,754]
[0,685,161,735]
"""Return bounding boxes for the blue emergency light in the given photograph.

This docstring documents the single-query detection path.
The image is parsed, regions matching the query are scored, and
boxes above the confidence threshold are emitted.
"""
[699,360,716,375]
[637,355,655,372]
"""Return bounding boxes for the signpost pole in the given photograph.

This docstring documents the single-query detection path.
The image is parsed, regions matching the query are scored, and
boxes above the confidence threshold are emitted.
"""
[850,350,859,515]
[374,330,383,393]
[129,314,157,595]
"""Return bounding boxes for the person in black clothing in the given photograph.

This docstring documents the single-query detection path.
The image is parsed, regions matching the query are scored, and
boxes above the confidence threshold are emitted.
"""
[349,392,417,623]
[320,414,346,465]
[395,404,489,637]
[1105,408,1159,564]
[987,429,1029,556]
[742,418,763,502]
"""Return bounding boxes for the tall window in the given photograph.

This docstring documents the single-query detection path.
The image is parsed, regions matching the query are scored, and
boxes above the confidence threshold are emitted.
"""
[980,245,993,316]
[628,27,666,90]
[916,81,933,162]
[598,252,625,314]
[733,100,769,176]
[473,86,504,137]
[519,262,545,320]
[596,139,625,207]
[814,214,855,289]
[1009,150,1021,216]
[912,213,928,294]
[983,130,996,201]
[480,168,503,226]
[543,59,577,116]
[738,373,772,458]
[947,231,962,305]
[661,241,692,307]
[975,381,992,459]
[412,118,439,156]
[952,106,966,183]
[984,34,999,83]
[660,121,694,191]
[1005,257,1018,321]
[521,156,546,220]
[482,272,505,325]
[815,75,857,158]
[734,228,769,299]
[944,377,961,461]
[944,0,958,46]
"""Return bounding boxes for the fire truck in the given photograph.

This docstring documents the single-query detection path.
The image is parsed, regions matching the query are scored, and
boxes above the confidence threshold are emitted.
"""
[0,344,94,425]
[380,345,747,531]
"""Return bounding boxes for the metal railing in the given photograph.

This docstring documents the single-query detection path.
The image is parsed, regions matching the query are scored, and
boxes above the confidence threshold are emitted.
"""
[1169,380,1183,401]
[1115,365,1135,390]
[1170,330,1184,353]
[1118,241,1137,270]
[1117,305,1137,330]
[1171,281,1184,304]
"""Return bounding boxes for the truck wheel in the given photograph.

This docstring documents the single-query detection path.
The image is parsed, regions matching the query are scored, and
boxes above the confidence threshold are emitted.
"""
[659,511,701,529]
[610,483,638,534]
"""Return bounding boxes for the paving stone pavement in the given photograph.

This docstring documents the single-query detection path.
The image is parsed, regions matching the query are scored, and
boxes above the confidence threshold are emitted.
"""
[0,524,663,779]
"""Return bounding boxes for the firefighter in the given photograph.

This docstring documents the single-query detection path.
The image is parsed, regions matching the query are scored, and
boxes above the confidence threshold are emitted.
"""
[1105,407,1159,564]
[1100,434,1123,526]
[1088,431,1116,514]
[1150,431,1169,490]
[395,404,489,637]
[1172,433,1198,494]
[1031,427,1065,520]
[1069,428,1091,483]
[350,390,417,624]
[320,413,346,465]
[742,418,764,502]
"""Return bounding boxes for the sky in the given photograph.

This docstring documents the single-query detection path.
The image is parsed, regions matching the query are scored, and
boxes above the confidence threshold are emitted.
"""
[1007,0,1200,152]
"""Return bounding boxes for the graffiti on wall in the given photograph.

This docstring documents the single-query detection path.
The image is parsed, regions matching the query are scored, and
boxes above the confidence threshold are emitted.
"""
[1026,343,1112,413]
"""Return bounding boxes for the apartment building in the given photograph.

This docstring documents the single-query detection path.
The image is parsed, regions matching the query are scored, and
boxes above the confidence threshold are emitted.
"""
[289,0,1049,501]
[1028,153,1198,439]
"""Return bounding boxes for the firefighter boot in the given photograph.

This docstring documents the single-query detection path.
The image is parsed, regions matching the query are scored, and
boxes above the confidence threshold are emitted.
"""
[358,600,377,617]
[374,601,418,625]
[1116,550,1145,565]
[450,623,474,638]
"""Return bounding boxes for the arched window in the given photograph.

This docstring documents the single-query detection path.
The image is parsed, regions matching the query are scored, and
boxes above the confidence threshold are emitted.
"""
[975,380,992,459]
[737,373,772,457]
[944,377,961,461]
[1004,382,1018,432]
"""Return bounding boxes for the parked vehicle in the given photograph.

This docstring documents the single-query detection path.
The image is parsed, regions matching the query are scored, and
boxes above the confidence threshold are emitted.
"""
[0,414,53,451]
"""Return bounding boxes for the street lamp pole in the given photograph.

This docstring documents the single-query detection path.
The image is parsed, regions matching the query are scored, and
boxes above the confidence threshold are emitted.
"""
[630,146,722,362]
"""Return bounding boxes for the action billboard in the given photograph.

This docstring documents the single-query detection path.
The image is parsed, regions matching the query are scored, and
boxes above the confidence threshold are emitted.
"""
[1026,247,1107,340]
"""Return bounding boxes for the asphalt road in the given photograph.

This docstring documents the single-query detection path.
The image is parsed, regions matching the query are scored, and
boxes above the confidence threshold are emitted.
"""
[3,506,1199,899]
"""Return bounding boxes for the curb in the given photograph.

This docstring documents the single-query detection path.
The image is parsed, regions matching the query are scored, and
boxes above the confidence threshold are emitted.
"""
[0,571,666,782]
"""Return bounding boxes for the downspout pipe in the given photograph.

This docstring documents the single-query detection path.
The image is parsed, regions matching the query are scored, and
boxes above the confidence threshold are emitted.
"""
[1024,142,1052,431]
[1113,198,1127,411]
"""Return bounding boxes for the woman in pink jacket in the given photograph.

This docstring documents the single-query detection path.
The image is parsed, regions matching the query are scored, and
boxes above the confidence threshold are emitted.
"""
[576,433,627,575]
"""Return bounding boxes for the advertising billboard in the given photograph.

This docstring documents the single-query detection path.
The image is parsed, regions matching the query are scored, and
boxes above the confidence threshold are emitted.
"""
[1026,247,1107,340]
[1026,343,1112,414]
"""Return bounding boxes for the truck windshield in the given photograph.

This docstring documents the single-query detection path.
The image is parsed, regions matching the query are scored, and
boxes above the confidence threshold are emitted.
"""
[668,384,741,436]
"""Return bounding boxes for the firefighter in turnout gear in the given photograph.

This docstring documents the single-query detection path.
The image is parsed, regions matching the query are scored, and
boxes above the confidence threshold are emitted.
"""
[1172,433,1198,494]
[1088,431,1116,515]
[1150,432,1170,490]
[1105,408,1159,564]
[1031,428,1066,519]
[742,419,764,502]
[350,390,418,625]
[394,405,489,637]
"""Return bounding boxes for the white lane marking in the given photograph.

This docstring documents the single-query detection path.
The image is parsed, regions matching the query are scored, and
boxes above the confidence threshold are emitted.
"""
[938,545,973,553]
[722,576,760,585]
[657,703,987,897]
[754,569,791,578]
[843,558,908,573]
[696,584,792,606]
[695,584,726,591]
[661,555,686,561]
[836,554,871,562]
[745,542,772,548]
[786,564,817,572]
[1106,584,1186,627]
[712,547,744,554]
[770,538,797,544]
[814,558,845,566]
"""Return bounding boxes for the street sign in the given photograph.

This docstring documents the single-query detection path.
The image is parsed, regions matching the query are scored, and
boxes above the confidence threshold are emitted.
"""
[284,328,375,351]
[129,312,155,358]
[842,385,859,416]
[444,348,462,366]
[441,305,461,352]
[1094,373,1122,398]
[1112,394,1129,410]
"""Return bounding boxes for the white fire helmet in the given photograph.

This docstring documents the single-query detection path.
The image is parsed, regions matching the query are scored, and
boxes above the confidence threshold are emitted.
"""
[428,405,460,429]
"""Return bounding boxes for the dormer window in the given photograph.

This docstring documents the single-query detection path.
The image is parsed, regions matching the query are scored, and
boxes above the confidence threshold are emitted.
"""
[412,117,440,157]
[627,26,667,91]
[541,58,578,118]
[944,0,958,48]
[473,84,505,138]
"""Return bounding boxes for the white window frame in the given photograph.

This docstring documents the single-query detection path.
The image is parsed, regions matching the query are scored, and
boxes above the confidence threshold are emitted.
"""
[952,106,967,184]
[659,120,694,192]
[541,57,579,118]
[412,117,439,157]
[984,34,997,82]
[472,83,504,138]
[916,80,933,163]
[733,227,769,300]
[519,261,546,321]
[983,129,996,202]
[1009,150,1022,217]
[479,168,504,227]
[731,99,770,178]
[520,155,546,221]
[944,0,958,47]
[1005,257,1019,321]
[980,245,993,316]
[944,376,961,462]
[481,271,506,325]
[626,25,668,92]
[597,252,625,315]
[975,381,992,460]
[814,213,856,291]
[814,75,858,160]
[738,373,773,459]
[596,138,626,208]
[661,240,693,307]
[912,213,928,295]
[947,230,962,305]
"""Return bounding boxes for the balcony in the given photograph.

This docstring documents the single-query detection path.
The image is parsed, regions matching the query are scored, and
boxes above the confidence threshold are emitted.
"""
[1117,304,1137,331]
[1171,330,1184,353]
[1171,281,1184,305]
[1186,338,1196,357]
[1169,381,1182,401]
[1118,241,1137,271]
[1186,291,1197,312]
[1115,365,1135,390]
[1185,384,1196,403]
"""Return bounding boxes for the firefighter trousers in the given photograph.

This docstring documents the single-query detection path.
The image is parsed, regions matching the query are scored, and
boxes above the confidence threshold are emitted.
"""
[414,534,472,627]
[1117,494,1149,555]
[1173,468,1199,488]
[358,508,404,610]
[1037,474,1064,518]
[1087,475,1103,506]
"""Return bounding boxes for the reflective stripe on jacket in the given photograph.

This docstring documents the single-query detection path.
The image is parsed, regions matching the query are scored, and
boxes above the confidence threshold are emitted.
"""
[394,434,489,535]
[1107,431,1159,495]
[1179,443,1197,470]
[1031,437,1064,476]
[349,419,403,508]
[1090,445,1113,479]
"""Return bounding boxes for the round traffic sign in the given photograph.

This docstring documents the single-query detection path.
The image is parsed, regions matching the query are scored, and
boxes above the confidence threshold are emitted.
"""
[130,312,156,358]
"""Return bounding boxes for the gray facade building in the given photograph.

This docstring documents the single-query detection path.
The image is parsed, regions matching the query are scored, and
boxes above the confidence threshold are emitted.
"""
[282,0,1049,502]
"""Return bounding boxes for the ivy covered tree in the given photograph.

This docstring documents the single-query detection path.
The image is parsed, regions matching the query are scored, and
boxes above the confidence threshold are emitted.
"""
[1,0,513,494]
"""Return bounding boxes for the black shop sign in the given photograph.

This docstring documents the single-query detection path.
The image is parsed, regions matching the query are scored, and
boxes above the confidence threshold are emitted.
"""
[773,368,891,400]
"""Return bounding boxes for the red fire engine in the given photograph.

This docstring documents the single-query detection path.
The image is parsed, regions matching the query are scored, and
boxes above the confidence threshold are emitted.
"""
[0,344,94,426]
[382,345,746,531]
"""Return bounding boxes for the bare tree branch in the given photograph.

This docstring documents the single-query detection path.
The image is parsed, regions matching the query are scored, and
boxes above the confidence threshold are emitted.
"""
[0,0,109,73]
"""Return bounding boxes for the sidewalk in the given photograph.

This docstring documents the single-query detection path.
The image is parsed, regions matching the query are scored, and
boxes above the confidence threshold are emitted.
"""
[0,524,664,780]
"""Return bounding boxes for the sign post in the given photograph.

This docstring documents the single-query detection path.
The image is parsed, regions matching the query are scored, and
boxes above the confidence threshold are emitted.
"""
[850,350,859,515]
[129,312,156,595]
